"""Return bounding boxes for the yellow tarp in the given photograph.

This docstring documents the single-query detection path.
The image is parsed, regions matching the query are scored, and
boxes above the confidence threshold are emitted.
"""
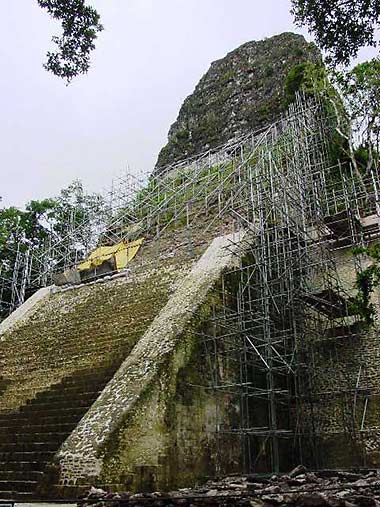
[77,238,144,272]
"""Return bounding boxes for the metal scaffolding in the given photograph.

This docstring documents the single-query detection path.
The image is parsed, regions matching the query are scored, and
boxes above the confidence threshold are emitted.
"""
[1,95,379,473]
[0,127,269,314]
[193,96,380,473]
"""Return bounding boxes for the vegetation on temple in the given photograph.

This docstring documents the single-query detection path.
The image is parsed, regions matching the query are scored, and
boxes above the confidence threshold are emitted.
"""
[155,33,321,171]
[351,242,380,326]
[285,58,380,179]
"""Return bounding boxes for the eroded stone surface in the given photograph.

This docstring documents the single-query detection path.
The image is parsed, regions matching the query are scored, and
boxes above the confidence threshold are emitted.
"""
[57,232,245,487]
[155,33,320,172]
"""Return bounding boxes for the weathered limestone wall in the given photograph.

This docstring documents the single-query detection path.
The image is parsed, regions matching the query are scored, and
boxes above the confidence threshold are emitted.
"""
[2,219,379,492]
[56,232,245,490]
[0,286,52,336]
[301,245,380,468]
[99,312,241,491]
[0,255,190,414]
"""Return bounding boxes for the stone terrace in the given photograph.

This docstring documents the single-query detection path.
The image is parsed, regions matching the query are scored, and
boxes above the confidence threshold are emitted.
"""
[0,238,194,499]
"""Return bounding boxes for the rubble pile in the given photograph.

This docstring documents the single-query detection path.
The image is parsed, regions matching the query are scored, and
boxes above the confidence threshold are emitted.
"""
[78,467,380,507]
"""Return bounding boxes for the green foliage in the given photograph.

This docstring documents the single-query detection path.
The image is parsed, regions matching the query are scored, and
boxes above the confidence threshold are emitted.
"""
[256,102,272,122]
[37,0,103,82]
[116,158,238,236]
[284,62,332,105]
[336,60,380,120]
[284,63,310,104]
[283,62,350,171]
[263,64,274,78]
[174,128,189,144]
[52,180,105,238]
[0,197,59,316]
[291,0,380,65]
[220,69,234,84]
[351,242,380,326]
[286,60,380,182]
[197,111,221,140]
[0,199,57,253]
[354,145,370,171]
[0,181,106,313]
[335,59,380,176]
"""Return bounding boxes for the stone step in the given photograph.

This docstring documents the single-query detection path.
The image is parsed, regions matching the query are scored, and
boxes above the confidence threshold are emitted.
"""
[46,384,107,397]
[10,378,113,399]
[1,342,130,364]
[0,480,37,492]
[0,432,69,444]
[0,422,76,436]
[0,413,83,426]
[0,470,44,482]
[25,395,99,408]
[0,461,46,472]
[0,348,124,369]
[0,334,151,362]
[22,398,94,411]
[0,371,116,391]
[0,315,152,346]
[59,370,118,386]
[18,406,91,418]
[49,379,115,394]
[0,450,55,462]
[0,442,59,453]
[34,389,102,403]
[0,490,14,500]
[7,491,37,501]
[0,323,143,343]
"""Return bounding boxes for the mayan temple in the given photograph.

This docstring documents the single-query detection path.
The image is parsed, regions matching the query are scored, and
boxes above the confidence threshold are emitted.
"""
[0,33,380,502]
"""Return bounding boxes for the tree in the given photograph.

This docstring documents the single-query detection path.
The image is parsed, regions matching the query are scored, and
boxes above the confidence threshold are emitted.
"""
[48,180,108,266]
[283,58,380,185]
[37,0,103,82]
[291,0,380,65]
[0,181,107,316]
[0,198,57,316]
[0,199,56,255]
[336,59,380,175]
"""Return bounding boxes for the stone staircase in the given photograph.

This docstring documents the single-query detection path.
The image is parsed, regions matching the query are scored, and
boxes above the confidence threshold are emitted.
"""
[0,251,192,500]
[56,232,245,490]
[0,365,118,499]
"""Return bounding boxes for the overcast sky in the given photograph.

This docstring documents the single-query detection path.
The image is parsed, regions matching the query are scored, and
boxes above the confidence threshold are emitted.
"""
[0,1,376,208]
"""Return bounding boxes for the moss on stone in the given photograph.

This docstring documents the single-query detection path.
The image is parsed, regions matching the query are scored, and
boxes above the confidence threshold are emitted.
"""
[155,33,321,173]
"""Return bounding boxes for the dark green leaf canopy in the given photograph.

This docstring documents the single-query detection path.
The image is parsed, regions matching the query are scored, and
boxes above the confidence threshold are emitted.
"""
[37,0,103,81]
[291,0,380,65]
